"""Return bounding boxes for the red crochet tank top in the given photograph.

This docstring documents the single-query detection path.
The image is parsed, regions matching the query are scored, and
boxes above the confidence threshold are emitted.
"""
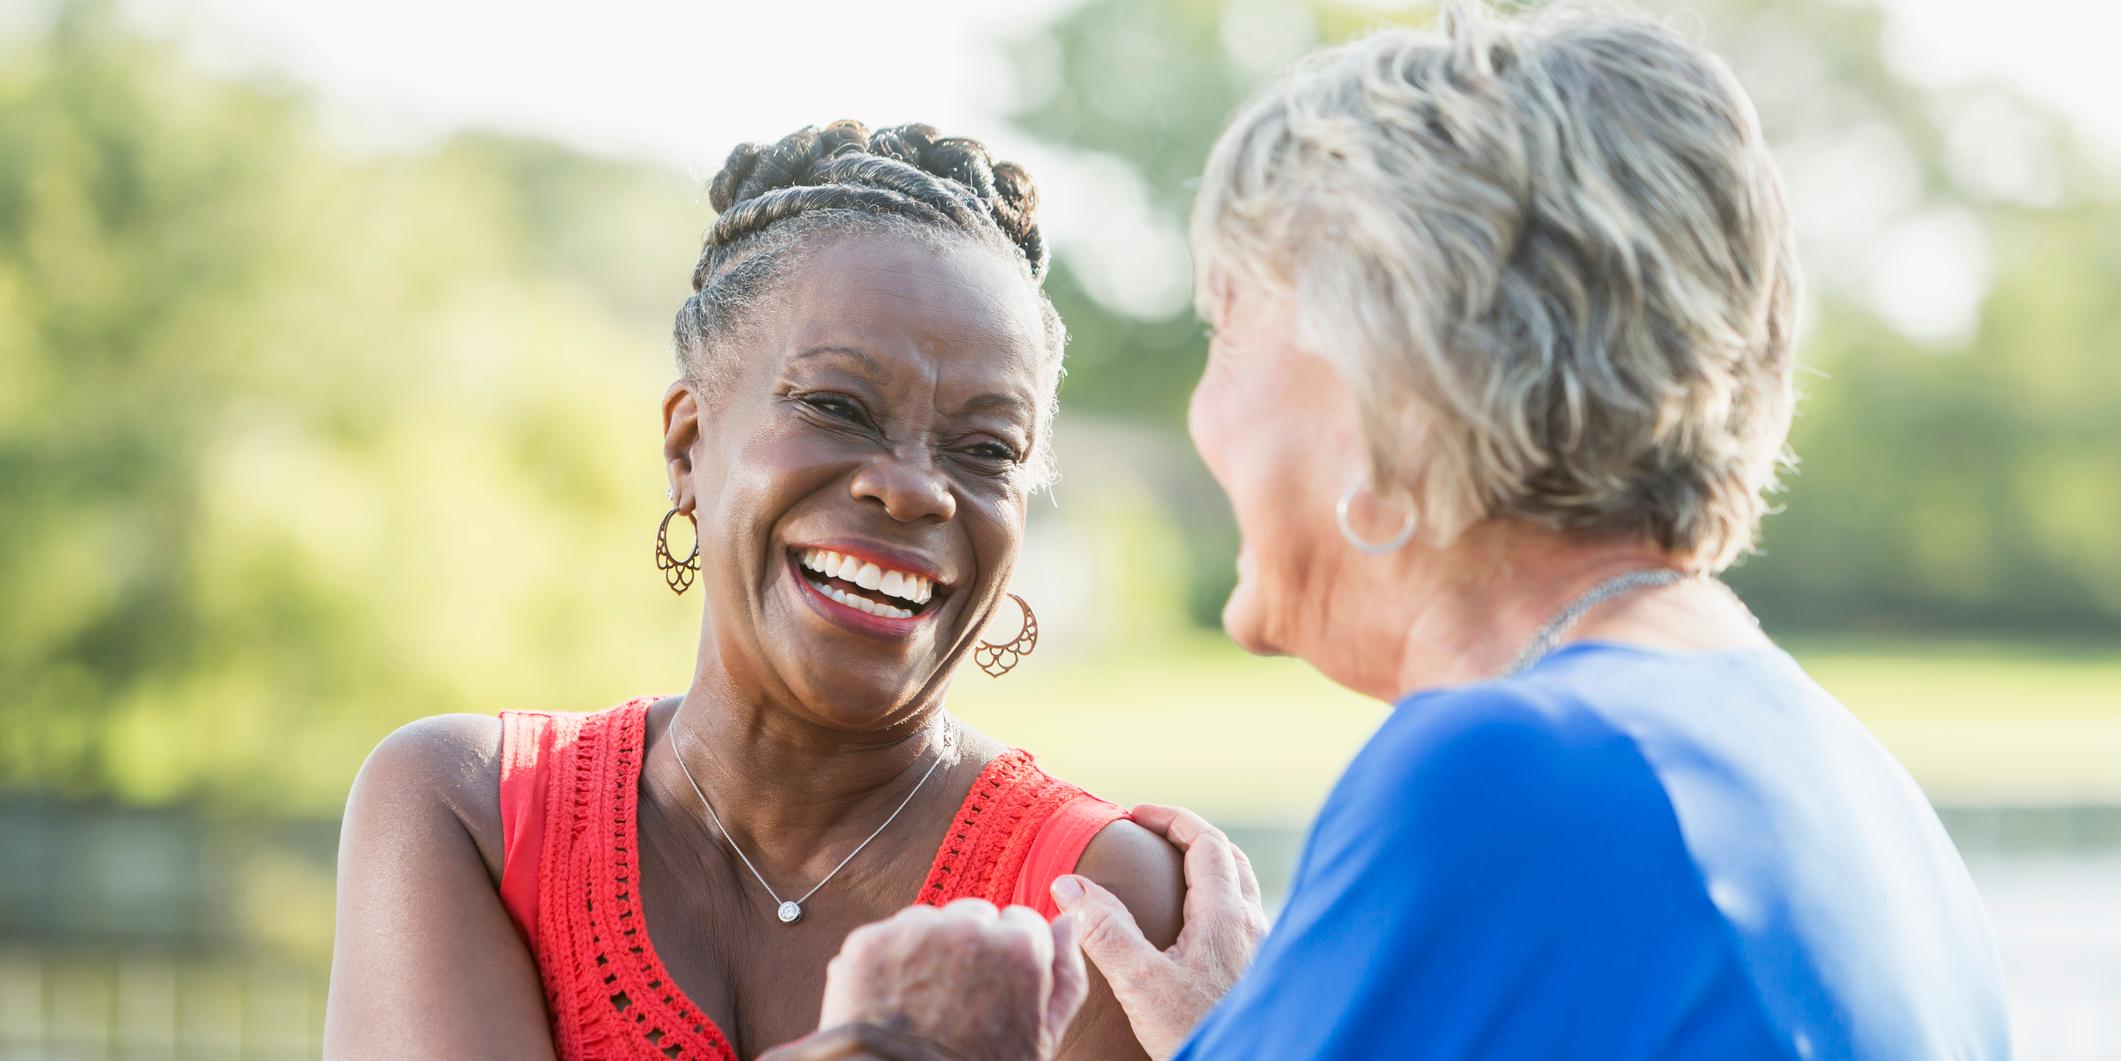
[494,698,1125,1061]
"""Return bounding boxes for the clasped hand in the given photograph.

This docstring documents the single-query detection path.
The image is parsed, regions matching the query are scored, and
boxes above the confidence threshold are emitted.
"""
[763,804,1267,1061]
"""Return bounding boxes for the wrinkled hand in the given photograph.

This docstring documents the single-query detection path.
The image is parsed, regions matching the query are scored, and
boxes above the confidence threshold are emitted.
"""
[761,898,1090,1061]
[1048,804,1267,1060]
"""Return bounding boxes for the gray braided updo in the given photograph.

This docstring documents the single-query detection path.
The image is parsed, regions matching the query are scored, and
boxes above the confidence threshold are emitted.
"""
[674,121,1064,413]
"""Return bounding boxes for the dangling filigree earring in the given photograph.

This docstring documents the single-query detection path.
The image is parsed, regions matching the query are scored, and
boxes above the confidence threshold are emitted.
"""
[655,507,700,595]
[973,594,1038,678]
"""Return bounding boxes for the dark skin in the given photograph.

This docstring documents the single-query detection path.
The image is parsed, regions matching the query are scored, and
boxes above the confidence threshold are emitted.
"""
[324,233,1185,1060]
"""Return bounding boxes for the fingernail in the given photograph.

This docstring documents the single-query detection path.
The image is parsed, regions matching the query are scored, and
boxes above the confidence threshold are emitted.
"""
[1050,874,1084,907]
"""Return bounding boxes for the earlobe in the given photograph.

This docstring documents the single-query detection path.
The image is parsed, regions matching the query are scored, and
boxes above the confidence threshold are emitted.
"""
[662,380,703,509]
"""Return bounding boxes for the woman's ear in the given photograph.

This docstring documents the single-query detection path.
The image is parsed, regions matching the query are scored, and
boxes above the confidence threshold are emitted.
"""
[662,380,703,512]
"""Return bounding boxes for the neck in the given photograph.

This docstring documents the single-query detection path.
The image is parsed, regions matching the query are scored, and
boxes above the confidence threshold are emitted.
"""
[645,644,965,883]
[1327,524,1705,701]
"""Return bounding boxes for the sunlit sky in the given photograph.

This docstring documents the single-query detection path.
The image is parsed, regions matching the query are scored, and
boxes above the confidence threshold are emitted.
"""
[102,0,2121,329]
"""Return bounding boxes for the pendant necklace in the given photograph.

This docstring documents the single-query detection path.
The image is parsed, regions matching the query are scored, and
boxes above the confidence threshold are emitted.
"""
[668,720,948,925]
[1501,568,1689,678]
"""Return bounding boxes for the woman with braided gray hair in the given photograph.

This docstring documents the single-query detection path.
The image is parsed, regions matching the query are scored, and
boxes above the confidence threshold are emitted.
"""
[322,121,1183,1060]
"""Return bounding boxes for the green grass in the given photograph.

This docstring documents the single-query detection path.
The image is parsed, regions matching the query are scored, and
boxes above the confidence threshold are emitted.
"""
[947,636,2121,822]
[1790,638,2121,803]
[951,636,1384,824]
[1788,638,2121,717]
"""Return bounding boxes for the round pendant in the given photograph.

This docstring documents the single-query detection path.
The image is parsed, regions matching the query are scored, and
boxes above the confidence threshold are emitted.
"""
[777,900,803,924]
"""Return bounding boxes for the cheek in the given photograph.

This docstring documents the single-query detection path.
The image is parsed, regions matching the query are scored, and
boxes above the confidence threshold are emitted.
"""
[700,429,784,516]
[1190,354,1324,645]
[963,491,1026,589]
[1187,350,1255,493]
[695,420,837,563]
[1190,354,1306,536]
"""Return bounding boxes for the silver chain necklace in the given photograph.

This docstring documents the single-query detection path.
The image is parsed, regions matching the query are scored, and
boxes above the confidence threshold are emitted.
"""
[1500,568,1692,678]
[668,721,948,926]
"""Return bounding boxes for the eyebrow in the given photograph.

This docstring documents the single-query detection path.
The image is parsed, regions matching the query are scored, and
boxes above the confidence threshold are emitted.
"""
[793,345,885,374]
[955,393,1034,420]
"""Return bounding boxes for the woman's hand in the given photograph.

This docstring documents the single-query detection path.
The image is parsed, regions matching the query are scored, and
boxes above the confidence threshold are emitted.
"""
[762,898,1092,1061]
[1047,804,1267,1060]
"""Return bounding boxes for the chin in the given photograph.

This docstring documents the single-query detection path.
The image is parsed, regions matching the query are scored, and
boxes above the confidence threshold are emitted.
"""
[786,679,928,732]
[1220,580,1284,658]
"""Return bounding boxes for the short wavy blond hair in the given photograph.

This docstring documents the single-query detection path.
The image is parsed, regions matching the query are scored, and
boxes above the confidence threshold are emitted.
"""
[1193,1,1800,571]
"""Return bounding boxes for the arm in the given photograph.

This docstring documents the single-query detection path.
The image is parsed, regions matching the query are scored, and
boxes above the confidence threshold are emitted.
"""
[323,715,557,1060]
[1052,820,1187,1061]
[1049,806,1268,1059]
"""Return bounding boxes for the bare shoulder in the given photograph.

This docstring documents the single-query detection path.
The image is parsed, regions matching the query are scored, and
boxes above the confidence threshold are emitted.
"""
[328,712,554,1059]
[1050,818,1187,1060]
[1075,817,1186,949]
[350,713,508,878]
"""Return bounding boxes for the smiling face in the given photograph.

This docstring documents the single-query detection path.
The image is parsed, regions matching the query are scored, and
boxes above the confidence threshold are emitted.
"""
[664,233,1054,733]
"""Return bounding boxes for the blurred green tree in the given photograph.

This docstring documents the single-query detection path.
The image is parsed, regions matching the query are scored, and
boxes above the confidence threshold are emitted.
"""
[0,2,708,809]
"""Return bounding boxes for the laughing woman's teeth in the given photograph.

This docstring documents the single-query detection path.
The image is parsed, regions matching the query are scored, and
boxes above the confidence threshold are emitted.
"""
[797,548,938,616]
[820,583,913,620]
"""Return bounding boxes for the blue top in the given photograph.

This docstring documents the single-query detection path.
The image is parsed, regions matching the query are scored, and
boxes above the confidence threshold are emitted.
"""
[1173,642,2010,1060]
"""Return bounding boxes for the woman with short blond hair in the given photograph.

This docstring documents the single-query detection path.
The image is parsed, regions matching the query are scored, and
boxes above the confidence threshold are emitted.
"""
[776,4,2010,1059]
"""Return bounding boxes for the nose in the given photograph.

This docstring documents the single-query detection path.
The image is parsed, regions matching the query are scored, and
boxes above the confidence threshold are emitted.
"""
[849,450,957,524]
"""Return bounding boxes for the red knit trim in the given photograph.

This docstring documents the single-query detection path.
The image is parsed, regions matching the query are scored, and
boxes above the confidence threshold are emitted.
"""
[916,749,1103,910]
[533,700,735,1061]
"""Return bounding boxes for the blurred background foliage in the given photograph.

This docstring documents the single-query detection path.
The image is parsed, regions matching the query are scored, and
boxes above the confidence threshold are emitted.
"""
[1,0,2118,1051]
[3,3,710,815]
[3,0,2119,812]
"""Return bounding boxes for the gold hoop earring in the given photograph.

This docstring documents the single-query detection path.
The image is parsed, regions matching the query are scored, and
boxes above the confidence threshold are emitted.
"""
[973,594,1038,678]
[655,507,700,595]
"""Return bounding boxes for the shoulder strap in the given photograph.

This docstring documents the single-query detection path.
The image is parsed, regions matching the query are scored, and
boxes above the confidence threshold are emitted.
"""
[496,709,557,947]
[1011,793,1126,918]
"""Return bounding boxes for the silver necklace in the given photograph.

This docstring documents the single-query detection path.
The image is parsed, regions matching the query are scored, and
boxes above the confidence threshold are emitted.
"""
[1500,568,1691,678]
[668,721,948,926]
